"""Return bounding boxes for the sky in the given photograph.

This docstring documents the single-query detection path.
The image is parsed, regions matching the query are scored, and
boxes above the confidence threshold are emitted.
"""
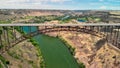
[0,0,119,10]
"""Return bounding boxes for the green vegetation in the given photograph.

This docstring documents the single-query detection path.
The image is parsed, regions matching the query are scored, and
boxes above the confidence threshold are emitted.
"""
[77,17,87,21]
[94,18,101,22]
[20,15,80,23]
[78,62,85,68]
[20,15,59,23]
[0,63,3,68]
[7,51,21,59]
[5,61,10,65]
[22,16,34,19]
[14,26,25,34]
[87,17,101,22]
[0,20,11,24]
[29,38,46,68]
[0,55,9,68]
[60,15,80,23]
[18,64,22,68]
[33,15,60,23]
[58,36,75,55]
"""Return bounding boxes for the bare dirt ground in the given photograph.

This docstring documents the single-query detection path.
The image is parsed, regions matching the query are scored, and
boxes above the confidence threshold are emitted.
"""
[27,11,63,16]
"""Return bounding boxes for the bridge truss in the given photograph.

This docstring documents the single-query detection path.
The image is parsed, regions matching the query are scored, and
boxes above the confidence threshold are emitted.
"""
[0,23,120,54]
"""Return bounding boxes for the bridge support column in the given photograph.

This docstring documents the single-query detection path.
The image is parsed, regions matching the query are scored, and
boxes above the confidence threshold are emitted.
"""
[105,26,109,42]
[20,26,23,33]
[97,26,100,32]
[118,28,120,48]
[13,26,17,43]
[0,27,3,52]
[28,26,31,36]
[98,26,101,33]
[113,29,116,46]
[109,26,113,43]
[44,26,47,34]
[107,26,110,42]
[2,26,10,51]
[90,26,94,31]
[115,27,120,48]
[36,26,40,34]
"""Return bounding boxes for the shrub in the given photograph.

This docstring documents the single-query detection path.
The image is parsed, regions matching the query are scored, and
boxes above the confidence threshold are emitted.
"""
[6,61,10,65]
[79,62,85,68]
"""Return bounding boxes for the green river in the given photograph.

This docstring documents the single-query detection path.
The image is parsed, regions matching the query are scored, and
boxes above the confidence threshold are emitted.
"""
[23,26,79,68]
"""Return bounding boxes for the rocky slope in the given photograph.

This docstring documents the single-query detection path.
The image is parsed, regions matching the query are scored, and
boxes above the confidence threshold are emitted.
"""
[45,31,120,68]
[0,29,41,68]
[1,40,41,68]
[0,9,64,20]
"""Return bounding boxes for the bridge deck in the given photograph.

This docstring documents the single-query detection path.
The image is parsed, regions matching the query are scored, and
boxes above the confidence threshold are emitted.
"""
[0,23,120,26]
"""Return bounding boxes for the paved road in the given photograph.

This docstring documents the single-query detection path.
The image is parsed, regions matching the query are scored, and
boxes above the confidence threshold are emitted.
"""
[0,23,120,26]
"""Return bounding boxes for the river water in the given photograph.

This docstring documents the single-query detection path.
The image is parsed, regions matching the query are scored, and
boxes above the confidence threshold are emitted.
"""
[22,26,79,68]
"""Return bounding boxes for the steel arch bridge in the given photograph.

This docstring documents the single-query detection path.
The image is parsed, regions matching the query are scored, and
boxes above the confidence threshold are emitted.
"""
[0,23,120,54]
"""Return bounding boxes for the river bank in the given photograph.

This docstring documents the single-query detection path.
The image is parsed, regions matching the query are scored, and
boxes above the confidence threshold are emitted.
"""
[58,36,85,68]
[44,30,120,68]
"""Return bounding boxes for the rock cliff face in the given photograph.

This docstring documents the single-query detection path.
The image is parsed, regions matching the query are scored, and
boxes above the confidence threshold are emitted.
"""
[0,9,64,20]
[90,43,120,68]
[45,31,120,68]
[63,32,120,68]
[1,40,41,68]
[0,30,41,68]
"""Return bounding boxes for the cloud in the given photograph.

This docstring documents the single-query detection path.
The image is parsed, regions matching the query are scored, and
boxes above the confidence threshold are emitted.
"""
[0,0,72,9]
[109,6,120,10]
[49,0,71,2]
[99,0,104,2]
[108,0,120,2]
[0,0,71,4]
[89,2,109,6]
[0,0,119,10]
[100,6,107,9]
